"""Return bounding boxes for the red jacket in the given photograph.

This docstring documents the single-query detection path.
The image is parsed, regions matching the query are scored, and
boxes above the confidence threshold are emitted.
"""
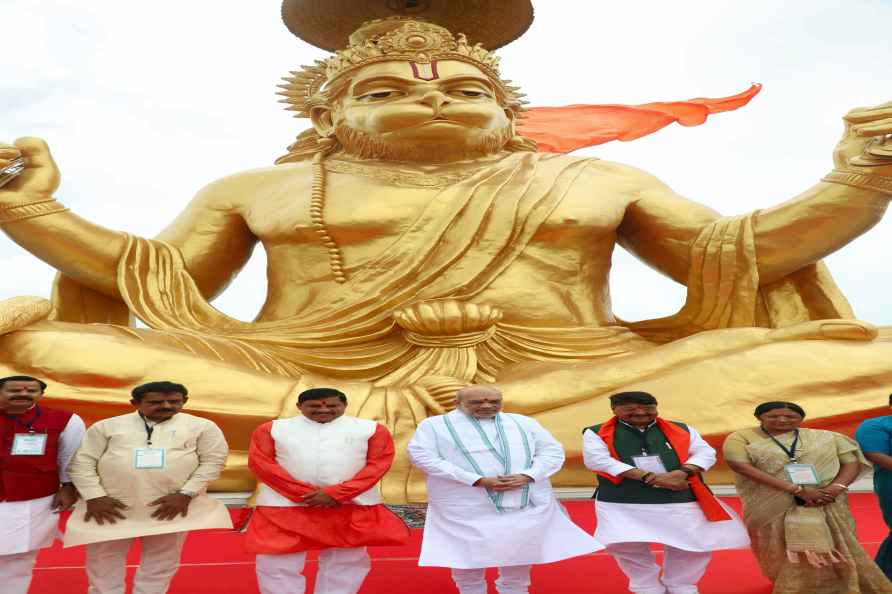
[0,406,73,501]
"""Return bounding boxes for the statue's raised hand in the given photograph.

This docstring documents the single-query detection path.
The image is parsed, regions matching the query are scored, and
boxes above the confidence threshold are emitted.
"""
[0,138,61,204]
[834,101,892,176]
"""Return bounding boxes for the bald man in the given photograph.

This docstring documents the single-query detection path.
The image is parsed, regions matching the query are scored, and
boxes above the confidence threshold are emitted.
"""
[408,386,601,594]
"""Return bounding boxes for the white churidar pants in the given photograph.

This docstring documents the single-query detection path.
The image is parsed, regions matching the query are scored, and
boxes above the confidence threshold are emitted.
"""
[450,565,532,594]
[0,549,40,594]
[255,547,371,594]
[85,532,187,594]
[606,543,711,594]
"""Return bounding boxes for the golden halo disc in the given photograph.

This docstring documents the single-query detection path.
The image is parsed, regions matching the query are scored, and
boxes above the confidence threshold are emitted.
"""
[281,0,535,51]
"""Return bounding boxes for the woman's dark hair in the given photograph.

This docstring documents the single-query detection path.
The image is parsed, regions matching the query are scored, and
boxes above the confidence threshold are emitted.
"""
[754,401,806,418]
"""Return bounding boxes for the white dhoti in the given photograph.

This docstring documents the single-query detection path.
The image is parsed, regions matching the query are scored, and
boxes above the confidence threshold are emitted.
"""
[606,542,711,594]
[421,497,598,568]
[0,495,59,594]
[0,494,58,555]
[85,532,186,594]
[255,547,370,594]
[595,501,749,594]
[452,565,531,594]
[594,501,749,551]
[0,549,41,594]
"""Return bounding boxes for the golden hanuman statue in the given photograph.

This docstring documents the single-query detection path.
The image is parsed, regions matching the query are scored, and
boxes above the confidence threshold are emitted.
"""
[1,2,891,500]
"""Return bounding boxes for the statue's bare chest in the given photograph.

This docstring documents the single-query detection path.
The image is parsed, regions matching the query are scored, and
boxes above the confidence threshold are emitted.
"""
[244,172,628,251]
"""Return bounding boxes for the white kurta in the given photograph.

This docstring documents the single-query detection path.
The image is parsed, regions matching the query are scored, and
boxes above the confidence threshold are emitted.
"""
[64,411,232,547]
[408,411,602,569]
[583,424,750,551]
[0,413,85,555]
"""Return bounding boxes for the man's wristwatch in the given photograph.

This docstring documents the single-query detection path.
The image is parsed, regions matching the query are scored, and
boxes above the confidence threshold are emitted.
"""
[679,466,697,477]
[178,489,197,498]
[61,482,75,487]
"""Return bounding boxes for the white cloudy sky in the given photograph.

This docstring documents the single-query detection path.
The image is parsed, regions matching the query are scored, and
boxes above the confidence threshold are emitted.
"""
[2,0,891,325]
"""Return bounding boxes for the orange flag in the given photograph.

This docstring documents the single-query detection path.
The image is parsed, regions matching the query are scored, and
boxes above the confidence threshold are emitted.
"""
[519,84,762,153]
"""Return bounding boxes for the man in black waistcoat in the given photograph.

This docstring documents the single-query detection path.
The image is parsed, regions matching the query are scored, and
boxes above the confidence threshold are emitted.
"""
[582,391,748,594]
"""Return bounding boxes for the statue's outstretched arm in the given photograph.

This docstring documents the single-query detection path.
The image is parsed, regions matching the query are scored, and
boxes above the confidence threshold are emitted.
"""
[0,137,256,301]
[617,100,892,286]
[611,162,721,285]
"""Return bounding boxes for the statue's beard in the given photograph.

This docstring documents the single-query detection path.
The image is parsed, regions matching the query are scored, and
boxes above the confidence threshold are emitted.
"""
[334,124,513,163]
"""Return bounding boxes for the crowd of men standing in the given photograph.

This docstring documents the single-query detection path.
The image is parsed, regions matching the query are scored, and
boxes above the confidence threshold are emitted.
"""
[1,375,892,594]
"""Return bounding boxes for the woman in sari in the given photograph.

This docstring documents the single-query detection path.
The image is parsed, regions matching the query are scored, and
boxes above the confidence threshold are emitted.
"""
[724,401,892,594]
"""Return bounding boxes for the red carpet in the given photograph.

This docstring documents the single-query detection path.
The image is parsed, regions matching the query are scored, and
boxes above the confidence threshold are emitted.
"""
[32,495,887,594]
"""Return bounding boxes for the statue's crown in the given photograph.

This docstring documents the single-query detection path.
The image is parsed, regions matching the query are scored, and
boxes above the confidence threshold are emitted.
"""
[278,17,510,118]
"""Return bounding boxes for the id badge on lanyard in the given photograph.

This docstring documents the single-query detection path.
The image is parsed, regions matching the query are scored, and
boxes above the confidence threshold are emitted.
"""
[766,429,819,485]
[134,413,166,469]
[11,432,48,455]
[134,448,166,469]
[632,454,668,474]
[785,463,820,485]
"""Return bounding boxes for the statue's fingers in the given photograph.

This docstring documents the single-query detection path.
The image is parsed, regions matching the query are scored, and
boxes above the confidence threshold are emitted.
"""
[13,137,55,167]
[846,107,892,124]
[853,118,892,136]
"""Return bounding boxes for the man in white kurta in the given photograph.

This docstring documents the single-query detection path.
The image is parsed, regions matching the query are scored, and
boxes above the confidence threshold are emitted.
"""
[0,375,85,594]
[408,385,601,594]
[66,380,232,594]
[583,391,749,594]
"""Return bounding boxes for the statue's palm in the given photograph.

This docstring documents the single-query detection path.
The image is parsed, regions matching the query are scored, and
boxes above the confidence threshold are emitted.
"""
[834,100,892,176]
[0,137,61,204]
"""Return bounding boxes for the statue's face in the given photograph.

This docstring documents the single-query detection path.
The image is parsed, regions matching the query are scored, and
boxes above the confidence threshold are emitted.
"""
[326,60,513,161]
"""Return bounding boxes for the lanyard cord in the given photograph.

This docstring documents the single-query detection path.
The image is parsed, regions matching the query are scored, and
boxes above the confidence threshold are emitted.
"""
[139,413,155,445]
[4,406,42,433]
[764,428,799,461]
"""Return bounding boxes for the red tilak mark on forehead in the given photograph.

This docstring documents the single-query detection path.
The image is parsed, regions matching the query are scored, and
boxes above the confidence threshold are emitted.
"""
[409,61,439,81]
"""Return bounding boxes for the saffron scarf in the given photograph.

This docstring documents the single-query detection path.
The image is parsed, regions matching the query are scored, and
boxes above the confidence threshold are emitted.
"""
[596,416,731,522]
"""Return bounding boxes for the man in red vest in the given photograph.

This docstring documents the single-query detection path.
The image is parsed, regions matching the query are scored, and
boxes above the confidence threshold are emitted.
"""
[0,375,85,594]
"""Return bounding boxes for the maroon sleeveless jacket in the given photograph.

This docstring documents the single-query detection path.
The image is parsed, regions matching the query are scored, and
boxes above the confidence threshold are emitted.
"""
[0,406,73,501]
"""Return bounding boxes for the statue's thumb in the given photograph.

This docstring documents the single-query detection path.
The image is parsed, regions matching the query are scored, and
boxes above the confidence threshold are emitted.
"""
[14,137,55,168]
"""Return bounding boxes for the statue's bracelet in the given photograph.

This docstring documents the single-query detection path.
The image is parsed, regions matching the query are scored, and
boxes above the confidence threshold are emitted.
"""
[823,169,892,195]
[0,198,68,224]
